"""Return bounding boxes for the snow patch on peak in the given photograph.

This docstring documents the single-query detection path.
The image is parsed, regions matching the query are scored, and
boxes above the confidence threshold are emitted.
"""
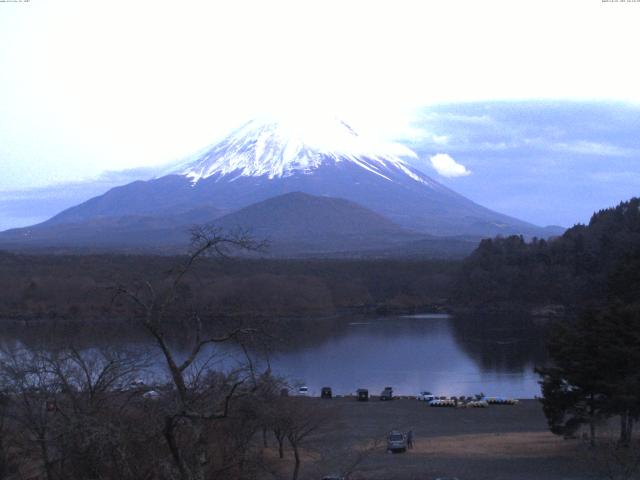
[179,115,425,184]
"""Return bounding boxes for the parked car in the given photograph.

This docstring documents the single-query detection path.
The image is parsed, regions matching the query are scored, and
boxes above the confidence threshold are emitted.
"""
[321,387,332,399]
[417,391,435,402]
[297,386,309,396]
[380,387,393,401]
[357,388,369,401]
[386,430,407,452]
[142,389,161,400]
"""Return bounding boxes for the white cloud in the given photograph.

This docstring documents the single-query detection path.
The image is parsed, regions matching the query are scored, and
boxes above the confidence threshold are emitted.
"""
[431,134,450,145]
[548,141,633,157]
[429,153,471,178]
[424,113,495,125]
[516,138,635,157]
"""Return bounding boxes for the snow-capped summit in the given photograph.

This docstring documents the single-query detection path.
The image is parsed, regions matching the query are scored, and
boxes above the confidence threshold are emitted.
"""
[179,115,429,185]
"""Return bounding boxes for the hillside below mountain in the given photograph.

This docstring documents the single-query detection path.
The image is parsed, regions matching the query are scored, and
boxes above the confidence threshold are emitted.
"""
[0,192,480,257]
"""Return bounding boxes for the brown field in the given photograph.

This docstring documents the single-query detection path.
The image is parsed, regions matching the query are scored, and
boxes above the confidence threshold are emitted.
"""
[266,398,594,480]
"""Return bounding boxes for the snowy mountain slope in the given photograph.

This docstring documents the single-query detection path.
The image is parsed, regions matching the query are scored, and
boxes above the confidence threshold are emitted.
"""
[177,115,437,186]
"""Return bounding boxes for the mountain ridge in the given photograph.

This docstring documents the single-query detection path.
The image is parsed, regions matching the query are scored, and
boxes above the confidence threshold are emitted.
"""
[1,116,564,251]
[0,192,480,257]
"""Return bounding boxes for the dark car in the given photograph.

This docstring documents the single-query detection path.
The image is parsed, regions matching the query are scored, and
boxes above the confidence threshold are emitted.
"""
[380,386,393,401]
[321,387,332,399]
[357,388,369,401]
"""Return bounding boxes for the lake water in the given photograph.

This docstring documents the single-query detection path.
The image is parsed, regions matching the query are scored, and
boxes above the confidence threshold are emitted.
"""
[263,314,546,399]
[1,312,547,399]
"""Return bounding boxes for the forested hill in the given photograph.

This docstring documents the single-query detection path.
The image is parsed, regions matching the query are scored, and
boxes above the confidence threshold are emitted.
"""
[454,197,640,310]
[0,254,458,322]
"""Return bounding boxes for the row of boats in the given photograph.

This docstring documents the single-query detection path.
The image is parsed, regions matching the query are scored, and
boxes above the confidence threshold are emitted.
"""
[418,391,519,407]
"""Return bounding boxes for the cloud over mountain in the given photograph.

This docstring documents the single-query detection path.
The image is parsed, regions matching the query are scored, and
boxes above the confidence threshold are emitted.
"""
[429,153,471,178]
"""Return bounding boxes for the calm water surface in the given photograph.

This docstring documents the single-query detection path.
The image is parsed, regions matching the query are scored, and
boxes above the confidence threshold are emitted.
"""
[265,314,545,399]
[2,313,547,399]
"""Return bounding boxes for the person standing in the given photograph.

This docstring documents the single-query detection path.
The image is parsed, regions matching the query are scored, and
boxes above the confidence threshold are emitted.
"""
[407,429,414,449]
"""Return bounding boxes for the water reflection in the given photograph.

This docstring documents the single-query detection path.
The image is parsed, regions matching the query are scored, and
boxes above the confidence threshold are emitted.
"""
[0,313,548,398]
[450,312,548,373]
[266,315,546,398]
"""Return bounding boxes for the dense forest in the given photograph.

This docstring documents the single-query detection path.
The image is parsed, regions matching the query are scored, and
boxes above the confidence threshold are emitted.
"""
[454,197,640,312]
[527,200,640,450]
[0,252,458,323]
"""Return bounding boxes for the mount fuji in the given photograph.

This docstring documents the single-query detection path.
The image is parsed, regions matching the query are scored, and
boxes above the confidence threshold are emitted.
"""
[0,115,561,254]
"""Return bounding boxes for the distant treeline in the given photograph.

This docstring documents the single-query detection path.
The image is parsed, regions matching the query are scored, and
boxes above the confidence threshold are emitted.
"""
[6,197,639,323]
[454,197,640,311]
[0,253,459,322]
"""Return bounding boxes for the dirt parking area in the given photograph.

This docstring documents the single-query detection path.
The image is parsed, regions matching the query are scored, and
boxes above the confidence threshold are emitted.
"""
[279,398,592,480]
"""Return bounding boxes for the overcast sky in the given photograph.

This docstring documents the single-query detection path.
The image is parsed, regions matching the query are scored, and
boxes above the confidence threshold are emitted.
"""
[0,0,639,228]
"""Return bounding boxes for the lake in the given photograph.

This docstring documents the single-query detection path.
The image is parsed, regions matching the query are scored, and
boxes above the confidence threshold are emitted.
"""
[262,313,546,399]
[0,312,548,399]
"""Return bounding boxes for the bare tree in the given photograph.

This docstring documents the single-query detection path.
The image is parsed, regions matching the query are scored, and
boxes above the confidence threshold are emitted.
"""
[0,392,14,479]
[283,399,323,480]
[114,226,268,480]
[0,344,152,480]
[41,347,146,414]
[0,346,63,480]
[271,405,289,460]
[253,368,285,450]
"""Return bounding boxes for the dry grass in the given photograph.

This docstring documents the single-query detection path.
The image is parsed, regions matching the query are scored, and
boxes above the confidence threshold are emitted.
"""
[414,431,576,459]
